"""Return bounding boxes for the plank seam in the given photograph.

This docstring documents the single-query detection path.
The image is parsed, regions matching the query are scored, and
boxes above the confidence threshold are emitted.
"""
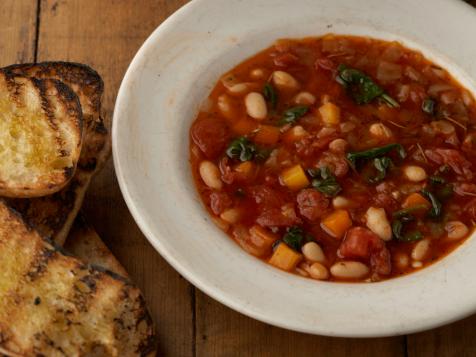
[33,0,41,62]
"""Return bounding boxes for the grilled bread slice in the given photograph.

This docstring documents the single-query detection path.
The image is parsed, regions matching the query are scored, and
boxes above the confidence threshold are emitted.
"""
[65,214,128,277]
[0,201,156,356]
[3,62,109,244]
[0,72,82,198]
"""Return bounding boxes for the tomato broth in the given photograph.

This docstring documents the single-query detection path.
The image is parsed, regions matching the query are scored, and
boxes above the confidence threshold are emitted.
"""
[190,35,476,282]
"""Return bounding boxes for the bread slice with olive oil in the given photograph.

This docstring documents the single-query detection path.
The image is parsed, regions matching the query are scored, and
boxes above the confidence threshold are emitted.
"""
[3,62,109,244]
[0,201,156,356]
[0,71,82,198]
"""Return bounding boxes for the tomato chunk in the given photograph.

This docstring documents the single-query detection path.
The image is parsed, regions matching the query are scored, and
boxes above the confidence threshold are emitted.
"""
[296,189,329,221]
[191,117,229,159]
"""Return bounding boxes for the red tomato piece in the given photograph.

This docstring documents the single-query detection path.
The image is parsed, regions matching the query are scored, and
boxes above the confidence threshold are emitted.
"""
[425,148,473,180]
[248,185,287,208]
[191,117,229,159]
[296,189,329,221]
[256,207,301,227]
[209,192,232,215]
[273,53,300,67]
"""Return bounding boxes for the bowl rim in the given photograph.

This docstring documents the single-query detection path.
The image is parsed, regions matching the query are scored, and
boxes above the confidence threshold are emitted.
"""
[113,0,476,337]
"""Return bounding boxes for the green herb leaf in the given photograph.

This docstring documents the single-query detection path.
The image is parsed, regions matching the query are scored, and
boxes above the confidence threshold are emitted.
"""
[282,226,305,251]
[226,137,256,161]
[279,106,309,125]
[263,83,278,109]
[346,143,406,168]
[392,219,423,242]
[421,189,442,219]
[337,65,399,107]
[393,205,427,220]
[369,156,393,183]
[422,98,436,115]
[429,175,446,184]
[311,167,342,197]
[255,148,272,162]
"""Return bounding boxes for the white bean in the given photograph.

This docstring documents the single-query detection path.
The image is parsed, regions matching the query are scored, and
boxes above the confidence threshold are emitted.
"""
[217,94,237,120]
[245,92,267,120]
[369,123,393,139]
[329,138,348,153]
[365,207,392,241]
[250,68,266,80]
[308,262,329,280]
[301,242,326,263]
[403,165,427,182]
[199,161,222,190]
[411,239,430,261]
[272,71,299,91]
[294,91,316,105]
[220,208,241,224]
[332,196,353,209]
[330,261,369,279]
[227,83,250,95]
[445,221,469,241]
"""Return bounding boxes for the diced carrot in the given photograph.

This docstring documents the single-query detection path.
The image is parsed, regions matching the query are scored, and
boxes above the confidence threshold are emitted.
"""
[254,125,281,145]
[249,225,278,252]
[282,125,308,144]
[280,164,310,191]
[234,161,256,180]
[402,193,431,210]
[268,242,303,271]
[318,102,341,125]
[232,118,259,135]
[320,209,353,239]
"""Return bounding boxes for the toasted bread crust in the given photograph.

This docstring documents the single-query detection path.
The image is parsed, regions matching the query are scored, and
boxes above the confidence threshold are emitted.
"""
[3,62,110,244]
[0,72,83,198]
[0,201,156,356]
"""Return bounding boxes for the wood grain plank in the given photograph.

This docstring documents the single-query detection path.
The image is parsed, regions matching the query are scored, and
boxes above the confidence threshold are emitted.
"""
[407,315,476,357]
[0,0,37,66]
[37,1,192,356]
[196,290,405,357]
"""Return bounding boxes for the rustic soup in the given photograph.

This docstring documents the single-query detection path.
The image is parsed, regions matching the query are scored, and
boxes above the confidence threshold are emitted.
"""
[189,35,476,282]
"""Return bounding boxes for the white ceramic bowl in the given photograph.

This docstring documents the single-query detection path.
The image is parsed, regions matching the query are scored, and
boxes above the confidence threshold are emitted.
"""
[113,0,476,337]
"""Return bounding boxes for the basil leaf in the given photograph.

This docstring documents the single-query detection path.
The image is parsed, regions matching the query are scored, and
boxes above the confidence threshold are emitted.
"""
[369,156,393,183]
[279,106,309,125]
[263,83,278,109]
[401,230,423,242]
[226,137,256,161]
[393,205,427,220]
[421,189,442,219]
[422,98,436,115]
[346,143,406,168]
[283,226,305,251]
[429,175,446,184]
[337,64,399,107]
[392,219,423,242]
[311,167,342,197]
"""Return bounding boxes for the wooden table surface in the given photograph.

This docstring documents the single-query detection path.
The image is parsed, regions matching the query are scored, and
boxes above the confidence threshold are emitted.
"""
[2,1,476,356]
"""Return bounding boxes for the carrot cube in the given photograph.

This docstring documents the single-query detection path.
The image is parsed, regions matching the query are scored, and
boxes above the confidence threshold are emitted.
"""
[232,118,259,135]
[320,209,352,239]
[269,242,303,271]
[280,164,310,191]
[402,193,431,210]
[254,125,281,145]
[234,161,256,180]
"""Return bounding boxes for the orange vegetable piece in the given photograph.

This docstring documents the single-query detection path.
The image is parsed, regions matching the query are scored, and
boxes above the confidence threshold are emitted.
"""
[269,242,303,271]
[402,193,431,210]
[232,118,259,135]
[234,161,256,180]
[320,209,353,239]
[254,125,280,145]
[318,102,341,125]
[249,225,278,252]
[280,164,310,191]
